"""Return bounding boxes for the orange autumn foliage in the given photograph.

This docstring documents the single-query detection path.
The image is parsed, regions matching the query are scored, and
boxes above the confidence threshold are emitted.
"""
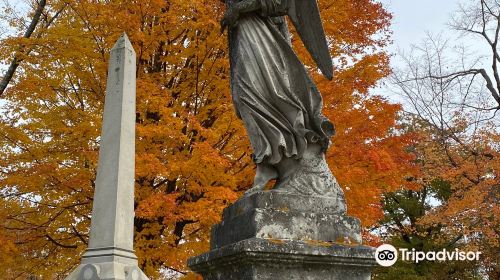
[0,0,416,278]
[413,119,500,275]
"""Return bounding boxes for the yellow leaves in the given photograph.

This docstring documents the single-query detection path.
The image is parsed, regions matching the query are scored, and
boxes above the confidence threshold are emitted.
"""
[0,206,18,272]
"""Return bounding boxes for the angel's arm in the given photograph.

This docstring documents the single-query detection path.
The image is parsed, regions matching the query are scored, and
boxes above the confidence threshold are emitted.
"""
[235,0,262,14]
[259,0,291,17]
[221,0,261,32]
[235,0,291,16]
[221,0,292,32]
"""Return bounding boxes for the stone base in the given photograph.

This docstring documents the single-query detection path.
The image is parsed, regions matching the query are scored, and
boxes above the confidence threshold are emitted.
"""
[211,192,361,249]
[189,238,376,280]
[189,191,376,279]
[65,247,148,280]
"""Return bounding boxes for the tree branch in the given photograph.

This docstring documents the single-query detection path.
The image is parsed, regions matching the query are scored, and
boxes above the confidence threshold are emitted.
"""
[45,234,77,249]
[0,0,47,96]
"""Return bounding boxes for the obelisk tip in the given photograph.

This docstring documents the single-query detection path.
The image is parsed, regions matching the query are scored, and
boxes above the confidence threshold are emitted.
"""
[111,32,135,52]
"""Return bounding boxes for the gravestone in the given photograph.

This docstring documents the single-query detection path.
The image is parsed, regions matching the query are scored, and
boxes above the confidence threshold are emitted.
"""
[66,33,148,280]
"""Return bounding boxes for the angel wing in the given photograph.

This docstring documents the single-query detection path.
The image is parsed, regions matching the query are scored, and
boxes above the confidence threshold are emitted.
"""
[288,0,333,80]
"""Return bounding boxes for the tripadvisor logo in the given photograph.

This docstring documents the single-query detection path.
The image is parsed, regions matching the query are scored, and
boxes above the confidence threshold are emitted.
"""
[375,244,482,267]
[375,244,398,267]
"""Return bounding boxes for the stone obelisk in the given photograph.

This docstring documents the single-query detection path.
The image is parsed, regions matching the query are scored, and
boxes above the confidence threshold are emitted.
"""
[66,33,148,280]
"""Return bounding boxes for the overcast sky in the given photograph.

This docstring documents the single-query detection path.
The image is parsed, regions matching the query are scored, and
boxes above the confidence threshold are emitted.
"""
[380,0,460,53]
[375,0,481,103]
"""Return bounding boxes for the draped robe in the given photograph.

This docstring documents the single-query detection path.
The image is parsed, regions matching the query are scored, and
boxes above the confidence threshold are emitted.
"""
[229,0,335,165]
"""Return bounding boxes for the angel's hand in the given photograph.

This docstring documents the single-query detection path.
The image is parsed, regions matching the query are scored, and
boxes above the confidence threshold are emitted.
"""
[220,6,241,34]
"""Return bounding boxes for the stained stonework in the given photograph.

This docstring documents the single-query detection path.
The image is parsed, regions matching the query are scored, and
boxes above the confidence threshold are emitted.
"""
[211,192,360,249]
[191,238,375,280]
[188,191,376,279]
[274,152,347,200]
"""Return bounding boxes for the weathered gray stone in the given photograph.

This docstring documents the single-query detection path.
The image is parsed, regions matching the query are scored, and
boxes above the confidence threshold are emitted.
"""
[211,192,361,249]
[212,208,361,248]
[273,151,347,200]
[224,0,338,192]
[189,191,376,279]
[65,33,148,280]
[221,191,346,220]
[189,238,376,280]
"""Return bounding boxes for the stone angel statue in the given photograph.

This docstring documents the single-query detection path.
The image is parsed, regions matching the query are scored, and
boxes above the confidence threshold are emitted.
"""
[221,0,346,207]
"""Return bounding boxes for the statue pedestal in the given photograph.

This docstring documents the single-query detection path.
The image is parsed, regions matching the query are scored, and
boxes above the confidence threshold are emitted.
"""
[188,192,376,279]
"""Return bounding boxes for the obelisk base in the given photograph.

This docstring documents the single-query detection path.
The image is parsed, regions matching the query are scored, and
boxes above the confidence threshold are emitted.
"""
[189,238,376,280]
[66,248,148,280]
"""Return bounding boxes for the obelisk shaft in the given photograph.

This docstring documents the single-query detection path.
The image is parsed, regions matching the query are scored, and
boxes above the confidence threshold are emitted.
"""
[87,32,136,252]
[66,33,148,280]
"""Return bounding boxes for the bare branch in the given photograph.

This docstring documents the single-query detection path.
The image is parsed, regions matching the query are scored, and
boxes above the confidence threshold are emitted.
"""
[45,234,78,249]
[0,0,46,96]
